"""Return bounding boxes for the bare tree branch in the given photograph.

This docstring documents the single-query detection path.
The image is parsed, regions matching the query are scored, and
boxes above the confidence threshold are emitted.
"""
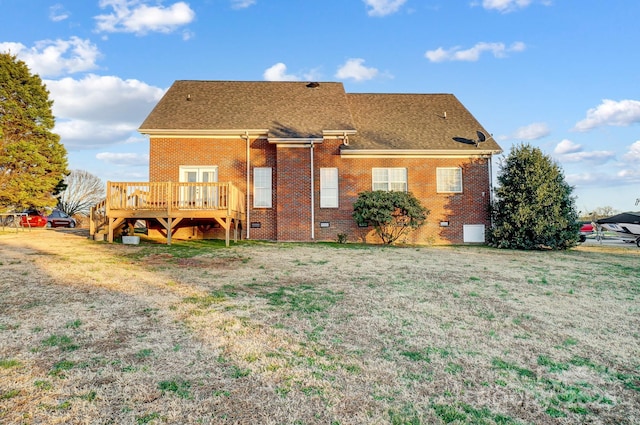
[56,170,105,216]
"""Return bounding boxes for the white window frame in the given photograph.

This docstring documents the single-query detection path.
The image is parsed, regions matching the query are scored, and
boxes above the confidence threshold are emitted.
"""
[437,167,463,193]
[253,167,272,208]
[320,168,339,208]
[372,168,407,192]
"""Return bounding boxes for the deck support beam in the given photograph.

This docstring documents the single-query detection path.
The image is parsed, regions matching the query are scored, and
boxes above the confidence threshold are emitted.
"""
[107,217,126,243]
[156,217,184,246]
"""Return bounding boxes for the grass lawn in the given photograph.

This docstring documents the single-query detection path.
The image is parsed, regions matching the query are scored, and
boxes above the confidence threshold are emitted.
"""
[0,230,638,424]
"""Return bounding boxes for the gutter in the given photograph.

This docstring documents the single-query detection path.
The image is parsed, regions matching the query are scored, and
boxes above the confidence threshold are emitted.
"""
[242,131,251,240]
[340,148,502,157]
[138,128,269,137]
[310,141,315,241]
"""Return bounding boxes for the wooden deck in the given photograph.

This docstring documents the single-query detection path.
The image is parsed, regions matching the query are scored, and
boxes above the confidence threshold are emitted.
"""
[90,181,246,245]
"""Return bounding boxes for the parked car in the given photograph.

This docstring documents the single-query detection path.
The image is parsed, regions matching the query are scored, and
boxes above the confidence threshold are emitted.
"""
[579,222,594,242]
[20,210,48,228]
[46,209,76,228]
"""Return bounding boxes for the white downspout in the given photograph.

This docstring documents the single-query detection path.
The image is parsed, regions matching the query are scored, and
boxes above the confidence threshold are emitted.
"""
[310,141,315,241]
[244,131,250,239]
[488,156,494,227]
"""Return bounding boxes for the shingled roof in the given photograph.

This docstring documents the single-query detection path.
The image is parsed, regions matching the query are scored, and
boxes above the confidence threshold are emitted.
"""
[345,93,501,152]
[139,80,356,139]
[139,80,501,152]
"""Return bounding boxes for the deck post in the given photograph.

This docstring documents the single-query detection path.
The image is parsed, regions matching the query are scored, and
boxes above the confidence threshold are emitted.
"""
[89,206,95,237]
[107,218,114,243]
[234,219,239,243]
[167,217,172,245]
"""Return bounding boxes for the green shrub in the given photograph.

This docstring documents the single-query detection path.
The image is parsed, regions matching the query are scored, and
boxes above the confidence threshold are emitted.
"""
[353,191,428,244]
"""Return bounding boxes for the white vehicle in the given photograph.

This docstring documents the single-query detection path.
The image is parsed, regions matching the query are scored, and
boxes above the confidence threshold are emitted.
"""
[597,212,640,247]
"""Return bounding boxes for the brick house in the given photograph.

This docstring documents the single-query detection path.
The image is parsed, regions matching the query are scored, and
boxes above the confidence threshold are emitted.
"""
[138,80,502,244]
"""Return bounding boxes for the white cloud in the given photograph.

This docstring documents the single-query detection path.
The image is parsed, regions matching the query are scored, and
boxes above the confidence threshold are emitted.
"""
[553,139,615,164]
[480,0,532,13]
[554,139,581,154]
[49,4,70,22]
[573,99,640,132]
[45,74,165,149]
[96,152,150,166]
[565,172,601,186]
[231,0,256,9]
[623,140,640,162]
[0,37,101,77]
[262,63,322,82]
[616,168,640,181]
[182,29,195,41]
[477,0,551,13]
[335,58,379,82]
[95,0,195,35]
[559,150,616,164]
[425,41,525,62]
[364,0,407,16]
[512,122,550,140]
[263,63,300,81]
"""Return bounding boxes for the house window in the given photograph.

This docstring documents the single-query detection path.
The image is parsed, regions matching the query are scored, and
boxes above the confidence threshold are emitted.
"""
[254,167,272,208]
[320,168,339,208]
[437,167,463,193]
[372,168,407,192]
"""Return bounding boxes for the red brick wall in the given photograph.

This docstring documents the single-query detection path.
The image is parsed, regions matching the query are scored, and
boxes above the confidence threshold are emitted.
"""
[149,137,493,244]
[276,146,312,241]
[149,137,278,240]
[249,139,277,241]
[311,139,492,244]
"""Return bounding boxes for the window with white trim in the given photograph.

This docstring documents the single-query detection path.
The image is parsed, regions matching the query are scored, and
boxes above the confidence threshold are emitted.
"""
[320,168,339,208]
[372,168,407,192]
[437,167,463,193]
[254,167,272,208]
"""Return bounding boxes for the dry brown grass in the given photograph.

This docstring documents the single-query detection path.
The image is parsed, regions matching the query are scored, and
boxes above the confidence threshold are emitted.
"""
[0,229,638,424]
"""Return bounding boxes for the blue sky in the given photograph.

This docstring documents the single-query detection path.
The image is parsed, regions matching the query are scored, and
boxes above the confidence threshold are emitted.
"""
[1,0,639,213]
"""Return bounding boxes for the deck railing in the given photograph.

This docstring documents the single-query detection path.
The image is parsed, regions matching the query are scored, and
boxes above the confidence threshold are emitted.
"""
[89,199,107,237]
[105,181,245,216]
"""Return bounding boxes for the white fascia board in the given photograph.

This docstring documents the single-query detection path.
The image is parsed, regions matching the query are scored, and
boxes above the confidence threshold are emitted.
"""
[340,149,502,158]
[138,128,269,138]
[322,130,357,136]
[268,138,324,144]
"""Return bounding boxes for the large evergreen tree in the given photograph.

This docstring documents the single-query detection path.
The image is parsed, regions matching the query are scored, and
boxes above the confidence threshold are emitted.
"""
[488,143,579,250]
[0,53,68,211]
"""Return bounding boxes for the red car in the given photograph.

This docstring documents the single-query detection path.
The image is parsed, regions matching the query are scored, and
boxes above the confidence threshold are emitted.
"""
[579,223,594,242]
[20,210,48,227]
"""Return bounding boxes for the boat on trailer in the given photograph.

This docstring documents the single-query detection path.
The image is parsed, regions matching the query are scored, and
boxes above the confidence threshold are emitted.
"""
[596,212,640,247]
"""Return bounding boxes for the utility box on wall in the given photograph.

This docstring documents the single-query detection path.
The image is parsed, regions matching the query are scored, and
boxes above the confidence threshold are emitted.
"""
[463,224,485,243]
